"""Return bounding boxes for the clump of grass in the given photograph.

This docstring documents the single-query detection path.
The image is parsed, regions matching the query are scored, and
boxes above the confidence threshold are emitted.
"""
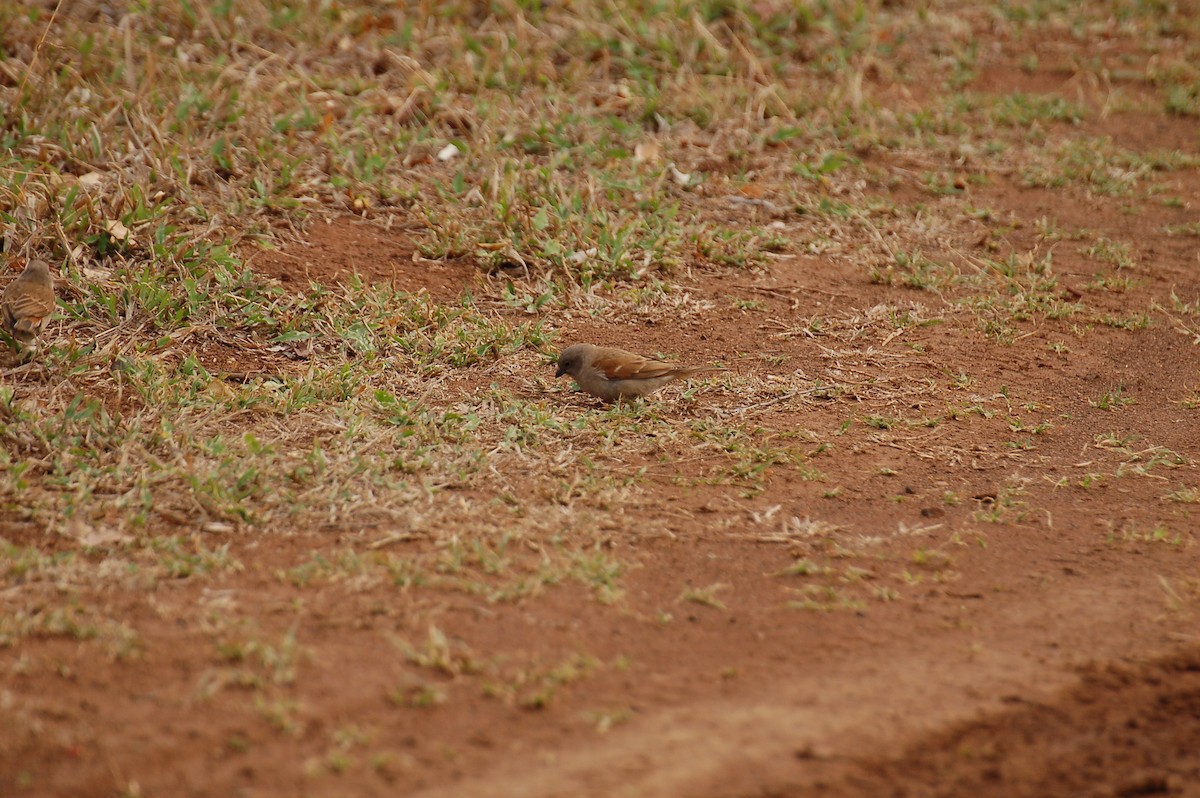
[680,582,729,609]
[1091,387,1135,411]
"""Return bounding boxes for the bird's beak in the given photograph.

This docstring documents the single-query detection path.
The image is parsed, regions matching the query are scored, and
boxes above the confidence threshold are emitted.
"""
[554,362,566,378]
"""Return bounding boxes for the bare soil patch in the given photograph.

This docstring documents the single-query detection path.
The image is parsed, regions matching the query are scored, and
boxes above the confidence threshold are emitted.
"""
[822,646,1200,798]
[247,216,480,301]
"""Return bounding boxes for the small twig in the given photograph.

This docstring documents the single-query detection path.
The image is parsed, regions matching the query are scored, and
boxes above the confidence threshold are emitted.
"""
[368,531,422,550]
[730,283,853,301]
[728,532,820,544]
[1,361,43,378]
[726,195,781,213]
[737,286,796,302]
[721,385,825,417]
[220,371,286,384]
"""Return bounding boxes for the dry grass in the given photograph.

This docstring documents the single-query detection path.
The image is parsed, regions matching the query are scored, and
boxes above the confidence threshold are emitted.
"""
[3,1,1200,791]
[2,0,1197,616]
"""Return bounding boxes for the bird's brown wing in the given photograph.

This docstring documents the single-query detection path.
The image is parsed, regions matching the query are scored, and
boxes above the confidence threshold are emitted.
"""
[3,286,54,332]
[591,348,680,381]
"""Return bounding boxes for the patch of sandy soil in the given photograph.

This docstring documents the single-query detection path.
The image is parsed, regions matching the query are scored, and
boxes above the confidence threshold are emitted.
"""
[246,216,481,301]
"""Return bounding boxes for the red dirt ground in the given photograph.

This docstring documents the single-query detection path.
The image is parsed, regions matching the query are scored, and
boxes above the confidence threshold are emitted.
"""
[5,36,1200,798]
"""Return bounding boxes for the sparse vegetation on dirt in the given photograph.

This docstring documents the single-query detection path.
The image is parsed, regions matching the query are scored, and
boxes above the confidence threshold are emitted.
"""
[2,1,1200,796]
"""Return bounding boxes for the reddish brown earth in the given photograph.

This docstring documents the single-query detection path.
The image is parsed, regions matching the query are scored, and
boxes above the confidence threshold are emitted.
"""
[5,45,1200,798]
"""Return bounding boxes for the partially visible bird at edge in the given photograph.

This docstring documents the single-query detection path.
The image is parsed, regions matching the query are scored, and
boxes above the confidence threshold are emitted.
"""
[2,259,55,350]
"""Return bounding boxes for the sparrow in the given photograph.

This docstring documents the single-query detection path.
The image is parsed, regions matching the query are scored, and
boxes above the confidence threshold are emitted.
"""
[554,343,720,402]
[2,259,55,349]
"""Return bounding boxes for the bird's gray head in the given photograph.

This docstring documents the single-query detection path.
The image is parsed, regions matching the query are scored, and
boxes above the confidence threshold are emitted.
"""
[21,260,51,280]
[555,344,588,378]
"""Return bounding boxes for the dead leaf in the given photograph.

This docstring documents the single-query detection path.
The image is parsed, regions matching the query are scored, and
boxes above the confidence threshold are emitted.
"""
[64,517,132,548]
[634,140,661,164]
[103,219,134,246]
[669,162,692,186]
[77,172,105,190]
[204,380,236,402]
[568,248,597,265]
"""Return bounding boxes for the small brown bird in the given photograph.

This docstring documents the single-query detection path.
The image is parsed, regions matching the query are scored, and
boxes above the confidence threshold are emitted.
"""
[2,259,55,348]
[554,343,720,402]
